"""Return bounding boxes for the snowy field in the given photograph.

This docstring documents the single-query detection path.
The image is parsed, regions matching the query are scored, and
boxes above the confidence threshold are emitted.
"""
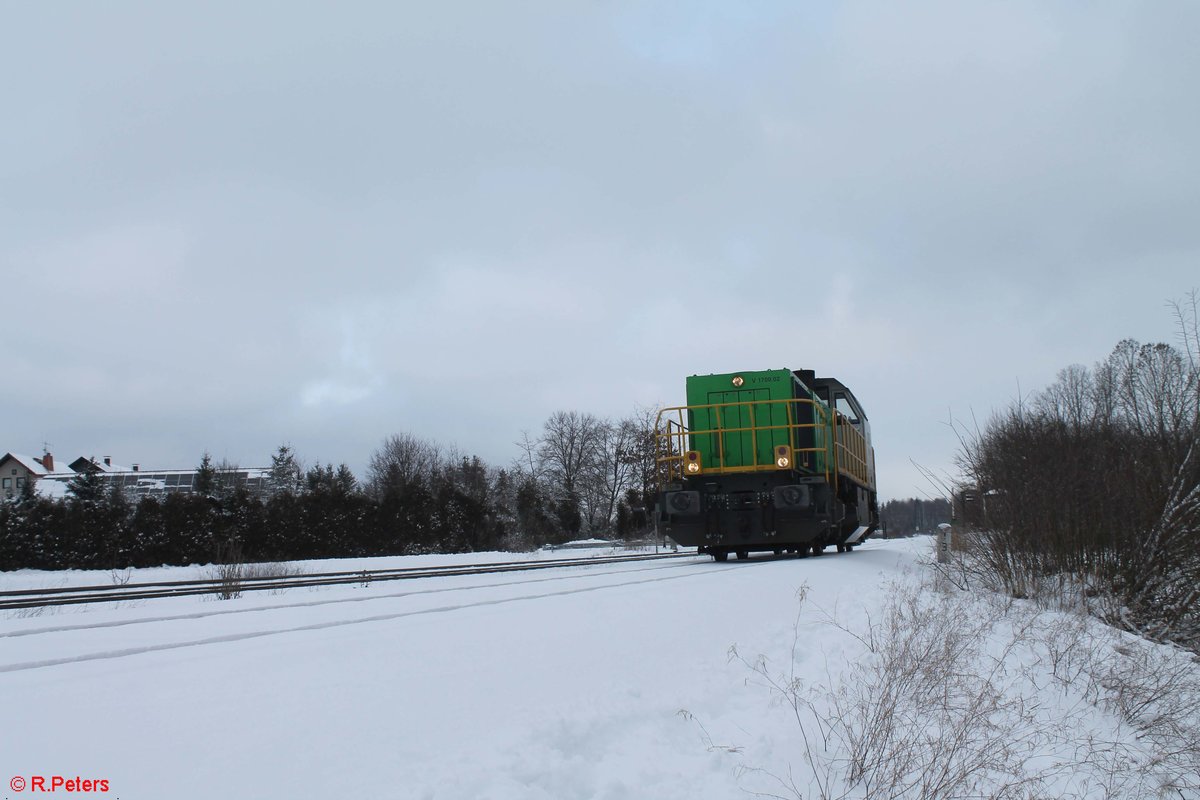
[4,537,1198,799]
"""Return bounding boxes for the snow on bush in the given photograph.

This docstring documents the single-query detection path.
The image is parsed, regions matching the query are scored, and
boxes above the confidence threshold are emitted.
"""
[713,575,1200,799]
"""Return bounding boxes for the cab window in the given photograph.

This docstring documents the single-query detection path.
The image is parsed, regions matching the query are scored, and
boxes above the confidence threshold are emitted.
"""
[834,394,858,423]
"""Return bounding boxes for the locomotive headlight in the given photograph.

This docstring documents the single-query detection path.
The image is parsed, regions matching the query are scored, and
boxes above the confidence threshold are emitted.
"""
[774,445,792,469]
[685,450,702,474]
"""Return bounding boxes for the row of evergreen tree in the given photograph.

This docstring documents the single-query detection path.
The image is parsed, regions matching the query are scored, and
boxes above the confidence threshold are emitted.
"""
[879,497,952,536]
[0,416,659,571]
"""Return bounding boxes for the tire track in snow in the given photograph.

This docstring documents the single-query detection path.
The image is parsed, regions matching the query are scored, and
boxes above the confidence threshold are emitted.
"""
[0,563,745,673]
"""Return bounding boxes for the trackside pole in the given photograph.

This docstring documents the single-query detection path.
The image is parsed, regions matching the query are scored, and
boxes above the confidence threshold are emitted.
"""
[935,520,953,592]
[937,522,952,564]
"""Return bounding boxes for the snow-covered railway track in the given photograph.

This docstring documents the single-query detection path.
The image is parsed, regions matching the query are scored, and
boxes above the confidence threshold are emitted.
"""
[2,555,729,673]
[0,550,694,610]
[3,557,710,638]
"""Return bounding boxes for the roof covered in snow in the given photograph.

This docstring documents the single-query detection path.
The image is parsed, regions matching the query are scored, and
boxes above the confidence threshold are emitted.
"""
[34,477,71,499]
[69,456,131,473]
[0,453,50,476]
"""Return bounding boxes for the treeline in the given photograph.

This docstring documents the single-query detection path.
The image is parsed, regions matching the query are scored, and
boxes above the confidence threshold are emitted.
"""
[880,497,951,536]
[957,301,1200,650]
[0,408,661,571]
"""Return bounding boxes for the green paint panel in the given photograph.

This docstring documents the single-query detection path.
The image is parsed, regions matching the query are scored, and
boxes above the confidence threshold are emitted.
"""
[713,389,765,468]
[685,369,830,473]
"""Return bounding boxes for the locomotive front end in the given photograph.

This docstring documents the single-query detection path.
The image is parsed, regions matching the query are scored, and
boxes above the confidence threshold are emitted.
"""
[655,368,878,560]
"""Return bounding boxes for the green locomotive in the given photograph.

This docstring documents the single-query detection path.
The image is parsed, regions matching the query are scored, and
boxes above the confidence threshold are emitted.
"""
[655,368,878,561]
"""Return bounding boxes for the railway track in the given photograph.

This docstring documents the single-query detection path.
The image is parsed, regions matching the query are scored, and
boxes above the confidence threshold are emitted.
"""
[0,551,695,611]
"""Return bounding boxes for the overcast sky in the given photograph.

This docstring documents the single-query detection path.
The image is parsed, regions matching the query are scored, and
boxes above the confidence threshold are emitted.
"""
[3,1,1197,501]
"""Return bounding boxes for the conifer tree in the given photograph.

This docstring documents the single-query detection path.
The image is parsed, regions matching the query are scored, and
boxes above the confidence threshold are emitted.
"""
[195,452,217,496]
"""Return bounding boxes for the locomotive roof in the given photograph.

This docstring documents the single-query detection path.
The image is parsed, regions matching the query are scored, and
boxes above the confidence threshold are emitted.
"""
[809,376,870,421]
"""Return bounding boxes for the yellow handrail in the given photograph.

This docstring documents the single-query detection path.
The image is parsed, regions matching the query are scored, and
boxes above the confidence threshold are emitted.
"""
[655,397,873,490]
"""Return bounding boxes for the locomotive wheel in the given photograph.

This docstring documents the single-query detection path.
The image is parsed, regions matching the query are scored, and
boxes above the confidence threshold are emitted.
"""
[713,550,729,562]
[845,544,855,552]
[797,545,810,558]
[736,550,749,560]
[812,543,825,556]
[836,543,846,553]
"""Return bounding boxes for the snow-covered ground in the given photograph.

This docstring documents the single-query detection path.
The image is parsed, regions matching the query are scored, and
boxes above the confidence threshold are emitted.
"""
[4,538,1197,799]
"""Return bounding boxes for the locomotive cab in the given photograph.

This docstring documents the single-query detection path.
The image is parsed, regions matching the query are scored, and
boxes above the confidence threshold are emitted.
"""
[804,373,876,491]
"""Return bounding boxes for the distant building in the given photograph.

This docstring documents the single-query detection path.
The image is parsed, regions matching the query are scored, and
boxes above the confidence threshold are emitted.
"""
[0,452,58,499]
[1,450,270,501]
[68,455,132,474]
[49,466,273,500]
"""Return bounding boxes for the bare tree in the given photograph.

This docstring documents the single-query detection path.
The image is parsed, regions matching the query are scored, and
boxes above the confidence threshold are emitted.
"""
[956,325,1200,650]
[513,429,543,480]
[579,418,637,533]
[366,432,442,498]
[1171,289,1200,371]
[621,404,661,509]
[537,411,602,496]
[212,458,245,498]
[1033,363,1096,429]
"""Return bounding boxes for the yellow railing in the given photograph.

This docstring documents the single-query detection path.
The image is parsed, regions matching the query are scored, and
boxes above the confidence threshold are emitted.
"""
[655,397,873,491]
[835,416,871,488]
[656,397,828,483]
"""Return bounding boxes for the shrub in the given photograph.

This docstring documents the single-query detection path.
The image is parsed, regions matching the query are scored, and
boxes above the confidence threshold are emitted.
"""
[955,334,1200,651]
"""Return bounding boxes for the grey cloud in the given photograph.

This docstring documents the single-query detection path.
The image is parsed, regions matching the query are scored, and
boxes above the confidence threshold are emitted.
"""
[3,1,1197,500]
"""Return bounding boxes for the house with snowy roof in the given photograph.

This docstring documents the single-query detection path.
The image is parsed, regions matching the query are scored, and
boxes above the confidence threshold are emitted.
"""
[0,451,80,498]
[1,453,46,498]
[68,455,132,473]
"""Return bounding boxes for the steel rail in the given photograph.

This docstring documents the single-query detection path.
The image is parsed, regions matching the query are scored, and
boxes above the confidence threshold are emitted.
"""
[0,551,696,611]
